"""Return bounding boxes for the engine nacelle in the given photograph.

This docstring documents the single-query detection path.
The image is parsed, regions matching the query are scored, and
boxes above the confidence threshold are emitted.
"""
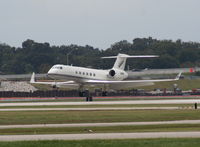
[107,69,128,80]
[109,69,116,77]
[52,84,57,89]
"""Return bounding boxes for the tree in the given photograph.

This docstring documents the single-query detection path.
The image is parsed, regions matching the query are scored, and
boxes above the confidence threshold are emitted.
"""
[1,37,200,74]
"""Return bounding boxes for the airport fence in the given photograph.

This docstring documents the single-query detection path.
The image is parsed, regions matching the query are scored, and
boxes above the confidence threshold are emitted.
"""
[0,90,78,98]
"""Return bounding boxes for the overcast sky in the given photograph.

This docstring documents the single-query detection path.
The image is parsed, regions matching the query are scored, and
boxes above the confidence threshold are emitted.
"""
[0,0,200,49]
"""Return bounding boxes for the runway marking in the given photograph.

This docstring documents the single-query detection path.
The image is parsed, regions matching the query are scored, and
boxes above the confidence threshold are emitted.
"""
[0,107,180,111]
[1,132,200,141]
[0,99,200,106]
[1,120,200,129]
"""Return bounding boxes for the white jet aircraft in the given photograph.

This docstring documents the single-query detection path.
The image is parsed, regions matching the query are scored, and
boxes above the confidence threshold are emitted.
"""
[30,53,182,96]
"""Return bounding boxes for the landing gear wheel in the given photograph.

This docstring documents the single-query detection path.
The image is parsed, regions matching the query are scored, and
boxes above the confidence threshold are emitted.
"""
[102,91,108,96]
[79,91,86,97]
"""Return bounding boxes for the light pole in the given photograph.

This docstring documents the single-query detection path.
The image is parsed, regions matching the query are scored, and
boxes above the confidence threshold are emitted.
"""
[67,48,77,65]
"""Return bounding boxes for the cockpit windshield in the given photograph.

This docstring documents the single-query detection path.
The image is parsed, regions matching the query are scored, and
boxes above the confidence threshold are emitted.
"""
[52,66,63,70]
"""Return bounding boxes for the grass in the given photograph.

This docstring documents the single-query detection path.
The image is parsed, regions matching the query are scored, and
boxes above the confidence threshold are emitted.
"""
[0,109,200,125]
[1,138,200,147]
[1,124,200,135]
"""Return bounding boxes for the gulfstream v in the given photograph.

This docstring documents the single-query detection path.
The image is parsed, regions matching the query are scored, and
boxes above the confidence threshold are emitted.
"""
[30,53,181,95]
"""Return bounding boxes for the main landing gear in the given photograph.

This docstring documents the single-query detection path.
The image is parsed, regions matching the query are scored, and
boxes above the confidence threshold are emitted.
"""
[102,91,108,96]
[78,85,93,101]
[102,84,108,96]
[78,84,108,101]
[78,90,93,101]
[79,90,108,97]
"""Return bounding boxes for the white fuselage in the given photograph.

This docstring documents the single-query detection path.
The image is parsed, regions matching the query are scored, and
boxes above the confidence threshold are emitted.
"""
[47,64,128,84]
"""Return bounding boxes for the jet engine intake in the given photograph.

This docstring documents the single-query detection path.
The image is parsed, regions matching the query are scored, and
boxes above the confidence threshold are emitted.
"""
[52,84,57,89]
[109,69,116,77]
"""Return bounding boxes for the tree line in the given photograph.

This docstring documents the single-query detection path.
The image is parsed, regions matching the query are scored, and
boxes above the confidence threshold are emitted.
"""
[0,37,200,74]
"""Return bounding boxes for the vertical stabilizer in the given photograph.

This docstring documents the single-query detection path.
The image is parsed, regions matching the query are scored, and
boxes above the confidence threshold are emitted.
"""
[113,54,128,70]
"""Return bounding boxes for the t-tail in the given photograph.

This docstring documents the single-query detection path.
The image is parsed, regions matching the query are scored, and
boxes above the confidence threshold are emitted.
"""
[102,53,159,70]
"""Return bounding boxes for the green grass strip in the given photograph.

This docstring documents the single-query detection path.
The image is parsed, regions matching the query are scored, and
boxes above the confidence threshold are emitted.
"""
[1,124,200,135]
[1,138,200,147]
[0,109,200,125]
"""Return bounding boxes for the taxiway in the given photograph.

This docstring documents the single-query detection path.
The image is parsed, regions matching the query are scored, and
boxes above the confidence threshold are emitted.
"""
[0,120,200,129]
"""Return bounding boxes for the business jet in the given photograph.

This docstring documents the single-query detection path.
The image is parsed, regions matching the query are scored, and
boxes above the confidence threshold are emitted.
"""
[30,53,182,96]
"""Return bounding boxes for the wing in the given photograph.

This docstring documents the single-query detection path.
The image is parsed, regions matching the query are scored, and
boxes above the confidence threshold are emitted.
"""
[30,72,75,85]
[85,72,182,84]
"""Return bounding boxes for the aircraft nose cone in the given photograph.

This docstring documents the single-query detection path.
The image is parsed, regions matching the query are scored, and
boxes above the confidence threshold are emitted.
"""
[47,68,55,78]
[47,69,52,74]
[47,68,55,75]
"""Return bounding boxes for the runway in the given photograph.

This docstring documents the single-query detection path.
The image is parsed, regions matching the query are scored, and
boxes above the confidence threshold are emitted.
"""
[0,99,200,106]
[1,132,200,141]
[0,99,199,141]
[0,120,200,129]
[0,107,181,111]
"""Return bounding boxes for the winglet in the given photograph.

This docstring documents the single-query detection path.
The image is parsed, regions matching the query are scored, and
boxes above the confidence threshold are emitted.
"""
[30,72,35,83]
[175,72,182,80]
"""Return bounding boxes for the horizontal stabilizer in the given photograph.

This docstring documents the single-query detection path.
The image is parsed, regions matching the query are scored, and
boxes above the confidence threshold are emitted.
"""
[102,54,159,59]
[102,53,159,70]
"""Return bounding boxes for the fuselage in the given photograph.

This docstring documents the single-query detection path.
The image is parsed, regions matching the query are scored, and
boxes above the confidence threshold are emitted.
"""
[47,64,128,84]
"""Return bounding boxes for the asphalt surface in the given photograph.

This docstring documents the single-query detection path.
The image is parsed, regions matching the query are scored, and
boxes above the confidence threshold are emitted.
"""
[1,132,200,141]
[0,99,200,106]
[0,120,200,129]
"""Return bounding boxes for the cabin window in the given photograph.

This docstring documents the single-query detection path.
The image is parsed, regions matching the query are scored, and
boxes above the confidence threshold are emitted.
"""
[75,71,78,74]
[90,73,92,76]
[79,71,81,74]
[93,73,96,77]
[86,72,88,76]
[83,72,85,75]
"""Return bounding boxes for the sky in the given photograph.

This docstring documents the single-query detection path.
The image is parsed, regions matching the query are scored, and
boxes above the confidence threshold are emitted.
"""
[0,0,200,49]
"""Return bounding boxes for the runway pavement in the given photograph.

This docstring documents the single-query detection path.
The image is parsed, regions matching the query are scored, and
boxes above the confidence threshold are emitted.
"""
[0,107,181,111]
[1,99,200,141]
[1,120,200,129]
[1,132,200,141]
[0,99,200,106]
